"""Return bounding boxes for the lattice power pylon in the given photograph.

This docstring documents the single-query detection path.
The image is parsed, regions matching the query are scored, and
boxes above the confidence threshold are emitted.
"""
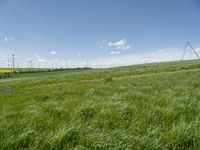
[182,41,200,60]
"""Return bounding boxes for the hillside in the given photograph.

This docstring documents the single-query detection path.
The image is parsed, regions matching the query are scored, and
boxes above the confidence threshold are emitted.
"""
[0,60,200,149]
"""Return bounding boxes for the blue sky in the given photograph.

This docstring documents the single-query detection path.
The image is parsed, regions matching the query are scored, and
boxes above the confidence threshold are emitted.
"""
[0,0,200,68]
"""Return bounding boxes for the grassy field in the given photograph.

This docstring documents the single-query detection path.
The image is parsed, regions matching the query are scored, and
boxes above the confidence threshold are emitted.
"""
[0,60,200,149]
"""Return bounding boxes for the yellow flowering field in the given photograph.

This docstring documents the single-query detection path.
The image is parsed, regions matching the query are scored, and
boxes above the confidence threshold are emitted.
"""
[0,69,15,73]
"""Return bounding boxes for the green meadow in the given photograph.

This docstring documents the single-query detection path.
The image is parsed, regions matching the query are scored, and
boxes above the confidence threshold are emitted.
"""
[0,60,200,149]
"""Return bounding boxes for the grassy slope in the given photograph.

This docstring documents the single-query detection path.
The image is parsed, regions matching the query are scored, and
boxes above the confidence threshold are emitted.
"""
[0,60,200,149]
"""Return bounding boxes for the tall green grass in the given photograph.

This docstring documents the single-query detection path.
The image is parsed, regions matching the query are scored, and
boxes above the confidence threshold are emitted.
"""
[0,60,200,149]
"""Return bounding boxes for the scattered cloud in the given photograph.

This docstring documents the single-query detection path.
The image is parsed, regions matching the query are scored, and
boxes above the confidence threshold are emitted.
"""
[50,51,56,55]
[37,59,47,62]
[97,40,108,49]
[33,53,40,59]
[98,39,130,51]
[108,39,130,50]
[26,58,33,61]
[4,37,14,42]
[0,45,199,68]
[97,49,183,67]
[34,53,39,56]
[196,48,200,52]
[4,37,8,42]
[110,51,120,55]
[157,49,164,53]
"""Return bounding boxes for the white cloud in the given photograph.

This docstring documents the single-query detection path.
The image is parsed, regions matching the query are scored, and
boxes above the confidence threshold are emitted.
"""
[89,47,200,68]
[98,39,130,51]
[26,58,33,61]
[33,54,40,59]
[0,44,199,68]
[196,48,200,52]
[50,51,56,55]
[108,39,130,50]
[4,37,14,42]
[127,45,130,49]
[97,40,107,47]
[110,51,120,55]
[157,49,164,53]
[37,59,47,62]
[97,50,179,67]
[4,37,8,42]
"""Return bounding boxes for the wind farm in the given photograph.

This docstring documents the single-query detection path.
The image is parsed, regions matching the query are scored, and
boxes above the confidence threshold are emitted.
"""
[1,0,200,149]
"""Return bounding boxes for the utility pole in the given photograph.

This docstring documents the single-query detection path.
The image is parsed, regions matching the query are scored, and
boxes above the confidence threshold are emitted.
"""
[12,54,15,68]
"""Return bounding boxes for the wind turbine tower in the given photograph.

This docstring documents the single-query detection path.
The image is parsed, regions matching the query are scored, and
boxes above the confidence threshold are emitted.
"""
[12,54,15,68]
